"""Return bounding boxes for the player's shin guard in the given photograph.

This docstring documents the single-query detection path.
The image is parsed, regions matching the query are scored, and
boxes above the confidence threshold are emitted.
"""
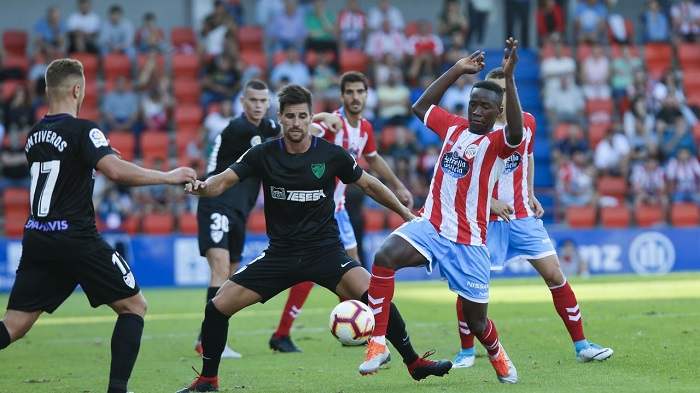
[550,280,585,342]
[274,281,314,339]
[0,321,10,349]
[201,300,230,378]
[367,265,395,339]
[456,297,475,350]
[475,318,501,357]
[108,313,144,393]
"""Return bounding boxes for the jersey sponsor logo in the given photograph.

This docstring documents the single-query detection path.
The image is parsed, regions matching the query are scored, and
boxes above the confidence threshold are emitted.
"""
[250,135,262,147]
[24,130,68,153]
[271,186,286,200]
[311,163,326,178]
[286,189,326,202]
[89,128,109,148]
[502,152,523,175]
[24,219,68,231]
[440,151,469,178]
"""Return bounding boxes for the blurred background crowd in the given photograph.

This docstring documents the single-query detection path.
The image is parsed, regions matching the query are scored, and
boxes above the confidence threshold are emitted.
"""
[1,0,700,237]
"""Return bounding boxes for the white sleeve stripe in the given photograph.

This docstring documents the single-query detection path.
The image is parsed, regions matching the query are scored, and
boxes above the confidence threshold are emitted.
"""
[503,126,523,148]
[423,105,436,124]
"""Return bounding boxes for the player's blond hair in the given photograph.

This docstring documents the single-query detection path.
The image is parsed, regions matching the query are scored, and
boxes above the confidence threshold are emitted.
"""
[45,58,84,91]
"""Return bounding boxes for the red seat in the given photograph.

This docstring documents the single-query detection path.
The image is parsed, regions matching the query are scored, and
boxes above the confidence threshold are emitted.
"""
[644,43,673,80]
[576,44,592,63]
[237,25,264,51]
[106,130,136,162]
[175,128,201,156]
[565,205,597,228]
[82,81,99,109]
[635,204,666,227]
[141,156,170,170]
[3,54,29,77]
[670,202,699,227]
[2,29,28,56]
[1,80,25,101]
[136,52,165,70]
[387,212,405,230]
[380,125,398,152]
[304,50,335,68]
[2,187,30,219]
[122,214,140,235]
[677,43,700,71]
[34,104,49,120]
[174,104,204,130]
[692,122,700,143]
[178,156,207,177]
[173,78,202,105]
[586,98,614,123]
[102,53,132,82]
[178,212,199,235]
[4,216,27,238]
[240,50,267,76]
[597,176,628,202]
[246,209,267,233]
[362,208,385,231]
[600,205,630,228]
[540,43,571,59]
[272,49,286,66]
[172,53,200,79]
[139,130,170,160]
[71,52,100,81]
[609,43,639,59]
[682,69,700,97]
[78,106,100,123]
[588,122,610,149]
[404,21,420,37]
[170,27,197,48]
[142,212,175,234]
[339,49,368,73]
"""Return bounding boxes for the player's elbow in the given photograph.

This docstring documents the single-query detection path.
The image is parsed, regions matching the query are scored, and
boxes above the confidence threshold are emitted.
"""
[411,102,426,120]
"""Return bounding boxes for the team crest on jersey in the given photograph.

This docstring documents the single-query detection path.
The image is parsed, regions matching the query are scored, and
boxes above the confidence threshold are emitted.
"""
[464,144,478,159]
[250,135,262,147]
[440,151,469,178]
[311,163,325,178]
[502,152,523,175]
[271,186,286,200]
[89,128,109,148]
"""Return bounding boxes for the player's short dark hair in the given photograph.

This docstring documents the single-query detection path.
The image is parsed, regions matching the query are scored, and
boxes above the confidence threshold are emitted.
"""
[471,80,504,105]
[340,71,368,93]
[45,58,84,90]
[245,79,269,92]
[109,4,123,14]
[277,84,313,114]
[485,67,505,80]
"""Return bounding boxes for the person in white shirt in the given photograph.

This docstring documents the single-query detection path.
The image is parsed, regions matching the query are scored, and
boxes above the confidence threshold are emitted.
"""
[66,0,100,54]
[367,0,405,31]
[594,128,631,177]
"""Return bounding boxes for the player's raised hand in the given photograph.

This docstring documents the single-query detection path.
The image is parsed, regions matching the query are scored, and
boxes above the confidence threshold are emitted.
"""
[324,115,344,134]
[502,37,519,77]
[168,167,197,185]
[455,50,485,75]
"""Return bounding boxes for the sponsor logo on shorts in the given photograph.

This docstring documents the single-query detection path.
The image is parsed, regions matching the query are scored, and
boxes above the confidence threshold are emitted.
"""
[24,219,68,231]
[466,281,488,289]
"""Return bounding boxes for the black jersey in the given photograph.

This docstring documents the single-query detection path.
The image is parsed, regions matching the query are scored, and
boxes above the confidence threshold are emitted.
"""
[207,114,280,213]
[22,114,114,257]
[230,136,364,255]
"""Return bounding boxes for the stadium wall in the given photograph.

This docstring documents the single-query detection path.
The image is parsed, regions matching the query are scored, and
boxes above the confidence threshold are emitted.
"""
[0,227,697,291]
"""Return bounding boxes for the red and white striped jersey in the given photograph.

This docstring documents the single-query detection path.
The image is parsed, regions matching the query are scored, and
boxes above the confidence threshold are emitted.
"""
[489,112,537,221]
[313,109,378,211]
[421,105,521,246]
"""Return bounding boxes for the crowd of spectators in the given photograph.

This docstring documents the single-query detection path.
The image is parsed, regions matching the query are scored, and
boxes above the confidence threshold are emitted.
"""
[1,0,700,235]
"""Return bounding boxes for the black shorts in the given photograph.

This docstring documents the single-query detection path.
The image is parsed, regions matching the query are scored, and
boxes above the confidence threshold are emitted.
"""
[7,240,141,313]
[197,197,247,262]
[231,243,361,302]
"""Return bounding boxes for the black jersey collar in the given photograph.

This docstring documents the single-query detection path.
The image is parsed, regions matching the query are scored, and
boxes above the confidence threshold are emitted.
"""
[278,135,318,150]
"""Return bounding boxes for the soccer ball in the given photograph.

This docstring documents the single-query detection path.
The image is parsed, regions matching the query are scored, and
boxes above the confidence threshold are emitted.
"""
[329,300,375,346]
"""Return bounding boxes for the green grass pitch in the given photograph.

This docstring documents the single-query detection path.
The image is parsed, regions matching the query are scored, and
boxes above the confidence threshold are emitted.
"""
[1,273,699,392]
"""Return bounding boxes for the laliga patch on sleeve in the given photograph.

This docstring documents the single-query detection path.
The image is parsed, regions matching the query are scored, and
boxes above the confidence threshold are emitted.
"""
[89,128,109,148]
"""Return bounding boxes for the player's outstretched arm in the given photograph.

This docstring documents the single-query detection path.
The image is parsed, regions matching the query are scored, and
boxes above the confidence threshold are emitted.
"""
[502,37,524,146]
[312,112,343,134]
[412,50,485,120]
[97,154,196,186]
[354,171,415,222]
[185,168,240,197]
[365,154,413,209]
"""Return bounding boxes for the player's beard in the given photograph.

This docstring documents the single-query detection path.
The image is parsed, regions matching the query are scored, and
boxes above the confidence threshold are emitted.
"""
[344,100,364,116]
[286,128,307,143]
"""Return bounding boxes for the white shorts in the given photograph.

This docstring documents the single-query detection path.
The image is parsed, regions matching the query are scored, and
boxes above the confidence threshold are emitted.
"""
[487,216,557,270]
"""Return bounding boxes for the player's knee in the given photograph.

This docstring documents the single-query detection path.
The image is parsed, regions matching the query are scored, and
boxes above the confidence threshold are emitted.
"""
[466,317,488,337]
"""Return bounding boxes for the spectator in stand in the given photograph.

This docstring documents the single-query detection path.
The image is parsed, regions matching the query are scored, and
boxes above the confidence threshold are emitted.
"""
[438,0,469,48]
[670,0,700,43]
[441,30,471,72]
[581,42,611,99]
[659,117,696,159]
[0,130,30,193]
[33,5,67,56]
[640,0,671,43]
[387,125,420,163]
[624,96,660,165]
[466,0,494,46]
[141,87,172,131]
[553,123,589,167]
[611,43,643,102]
[540,40,577,96]
[268,0,307,53]
[99,5,136,62]
[537,0,566,46]
[652,70,698,131]
[393,156,425,207]
[594,128,631,177]
[544,76,586,125]
[406,20,444,83]
[368,0,405,31]
[136,47,169,93]
[201,55,242,109]
[3,85,33,132]
[666,146,700,203]
[225,0,245,26]
[256,0,284,26]
[365,18,407,63]
[558,239,589,278]
[506,0,532,48]
[574,0,608,44]
[627,69,655,108]
[269,46,311,88]
[418,144,440,185]
[310,51,339,105]
[337,0,367,50]
[375,70,411,128]
[630,154,668,210]
[374,53,402,87]
[202,99,234,151]
[557,149,598,211]
[102,76,141,133]
[200,0,238,60]
[441,74,476,113]
[27,50,62,107]
[94,181,133,232]
[305,0,337,60]
[135,12,165,53]
[66,0,101,54]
